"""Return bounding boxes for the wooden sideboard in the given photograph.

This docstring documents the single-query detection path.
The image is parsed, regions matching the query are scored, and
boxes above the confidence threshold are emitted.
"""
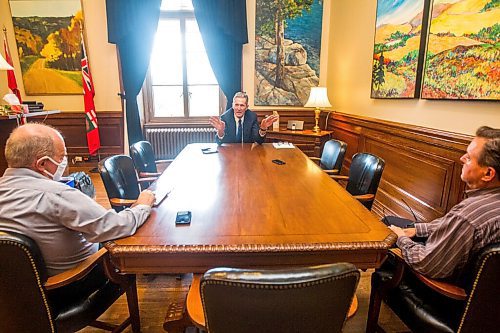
[266,129,332,157]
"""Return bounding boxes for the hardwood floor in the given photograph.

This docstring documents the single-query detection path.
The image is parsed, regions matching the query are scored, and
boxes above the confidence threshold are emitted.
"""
[76,167,409,333]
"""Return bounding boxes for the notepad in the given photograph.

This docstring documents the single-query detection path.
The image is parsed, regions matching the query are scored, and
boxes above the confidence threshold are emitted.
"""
[273,142,295,149]
[153,187,173,207]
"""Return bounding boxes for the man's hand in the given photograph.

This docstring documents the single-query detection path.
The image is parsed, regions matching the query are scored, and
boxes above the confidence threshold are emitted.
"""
[388,225,416,238]
[209,116,226,137]
[133,190,155,207]
[260,114,279,130]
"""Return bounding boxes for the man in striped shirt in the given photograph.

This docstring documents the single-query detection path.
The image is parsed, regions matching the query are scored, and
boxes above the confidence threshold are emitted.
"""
[389,126,500,279]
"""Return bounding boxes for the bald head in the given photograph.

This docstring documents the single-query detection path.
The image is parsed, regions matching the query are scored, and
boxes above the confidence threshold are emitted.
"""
[5,123,65,169]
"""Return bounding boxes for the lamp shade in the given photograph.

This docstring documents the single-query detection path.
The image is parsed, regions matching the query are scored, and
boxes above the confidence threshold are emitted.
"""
[0,52,14,70]
[304,87,331,108]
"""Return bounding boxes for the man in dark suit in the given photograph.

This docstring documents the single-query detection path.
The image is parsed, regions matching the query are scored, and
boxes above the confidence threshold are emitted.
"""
[209,92,278,144]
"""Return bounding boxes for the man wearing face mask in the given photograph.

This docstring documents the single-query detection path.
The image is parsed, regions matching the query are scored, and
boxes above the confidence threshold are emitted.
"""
[0,123,155,276]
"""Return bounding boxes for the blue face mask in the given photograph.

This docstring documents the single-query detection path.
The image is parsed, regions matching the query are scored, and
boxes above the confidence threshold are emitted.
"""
[37,156,68,181]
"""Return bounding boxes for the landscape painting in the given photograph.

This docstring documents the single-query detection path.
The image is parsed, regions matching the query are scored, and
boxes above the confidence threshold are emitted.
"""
[255,0,324,106]
[9,0,83,95]
[421,0,499,100]
[371,0,429,98]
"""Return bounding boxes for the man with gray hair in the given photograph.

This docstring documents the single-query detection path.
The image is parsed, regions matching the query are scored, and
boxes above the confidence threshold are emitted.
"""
[0,123,155,276]
[389,126,500,280]
[209,92,278,144]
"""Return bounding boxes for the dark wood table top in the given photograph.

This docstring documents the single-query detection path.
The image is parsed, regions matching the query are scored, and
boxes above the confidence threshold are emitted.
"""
[106,143,395,274]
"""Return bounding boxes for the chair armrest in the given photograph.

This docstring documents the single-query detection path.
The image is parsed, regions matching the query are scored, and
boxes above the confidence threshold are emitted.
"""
[137,177,158,183]
[45,248,108,290]
[156,159,173,165]
[309,157,320,164]
[330,175,349,181]
[324,169,340,175]
[110,198,136,206]
[139,172,161,178]
[353,193,375,202]
[389,248,466,300]
[187,274,205,329]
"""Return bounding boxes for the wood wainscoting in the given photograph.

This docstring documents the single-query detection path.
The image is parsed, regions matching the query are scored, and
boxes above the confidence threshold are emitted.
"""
[45,111,124,163]
[328,112,472,222]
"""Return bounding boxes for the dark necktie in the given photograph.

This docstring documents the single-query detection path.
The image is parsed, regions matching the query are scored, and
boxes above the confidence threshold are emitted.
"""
[236,119,242,142]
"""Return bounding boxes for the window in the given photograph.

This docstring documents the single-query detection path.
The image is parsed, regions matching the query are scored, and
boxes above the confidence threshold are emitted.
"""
[144,0,224,123]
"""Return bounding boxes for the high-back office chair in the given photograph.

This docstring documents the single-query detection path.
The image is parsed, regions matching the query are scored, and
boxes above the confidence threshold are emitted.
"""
[367,243,500,333]
[331,152,385,210]
[310,139,347,175]
[187,263,360,333]
[129,140,172,179]
[98,155,155,212]
[0,230,140,333]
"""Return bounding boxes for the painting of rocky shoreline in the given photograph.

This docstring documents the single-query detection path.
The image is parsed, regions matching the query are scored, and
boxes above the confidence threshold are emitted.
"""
[255,0,324,106]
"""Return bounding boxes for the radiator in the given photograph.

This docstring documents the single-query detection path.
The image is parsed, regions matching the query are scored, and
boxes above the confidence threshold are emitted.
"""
[145,127,216,159]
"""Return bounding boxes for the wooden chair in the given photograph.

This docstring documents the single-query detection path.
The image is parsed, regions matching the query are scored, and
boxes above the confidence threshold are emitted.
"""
[0,230,140,333]
[331,152,385,210]
[310,139,347,175]
[187,263,360,333]
[98,155,156,212]
[130,140,172,179]
[366,243,500,333]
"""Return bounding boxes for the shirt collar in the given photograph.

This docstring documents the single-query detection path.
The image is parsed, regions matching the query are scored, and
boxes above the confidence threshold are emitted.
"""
[2,167,47,179]
[464,186,500,198]
[234,113,244,124]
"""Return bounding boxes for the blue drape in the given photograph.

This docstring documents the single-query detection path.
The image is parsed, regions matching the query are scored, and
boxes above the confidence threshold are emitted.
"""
[192,0,248,110]
[106,0,162,144]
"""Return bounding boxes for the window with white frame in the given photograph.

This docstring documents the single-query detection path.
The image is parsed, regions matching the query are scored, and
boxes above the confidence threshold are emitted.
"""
[144,0,223,122]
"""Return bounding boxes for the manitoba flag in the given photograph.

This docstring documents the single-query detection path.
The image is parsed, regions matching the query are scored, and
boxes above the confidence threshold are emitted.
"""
[81,34,100,155]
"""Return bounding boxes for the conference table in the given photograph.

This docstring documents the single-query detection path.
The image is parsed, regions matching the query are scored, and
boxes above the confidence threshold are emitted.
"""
[105,143,396,274]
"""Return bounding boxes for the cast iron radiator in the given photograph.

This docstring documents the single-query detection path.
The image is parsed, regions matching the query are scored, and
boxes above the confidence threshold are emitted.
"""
[145,127,216,159]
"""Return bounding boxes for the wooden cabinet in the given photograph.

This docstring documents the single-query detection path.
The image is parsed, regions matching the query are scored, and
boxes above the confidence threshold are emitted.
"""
[266,129,332,157]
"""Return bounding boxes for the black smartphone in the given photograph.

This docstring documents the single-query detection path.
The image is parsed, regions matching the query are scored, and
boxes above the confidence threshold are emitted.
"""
[202,148,218,154]
[175,211,192,225]
[272,159,286,165]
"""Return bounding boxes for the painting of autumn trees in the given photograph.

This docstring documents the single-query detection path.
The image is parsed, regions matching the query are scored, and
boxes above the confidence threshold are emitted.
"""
[9,0,83,95]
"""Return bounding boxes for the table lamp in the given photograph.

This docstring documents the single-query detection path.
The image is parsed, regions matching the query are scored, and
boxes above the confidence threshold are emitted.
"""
[304,86,331,133]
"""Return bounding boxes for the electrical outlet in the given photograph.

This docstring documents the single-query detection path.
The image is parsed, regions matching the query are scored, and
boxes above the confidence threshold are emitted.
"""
[74,156,83,162]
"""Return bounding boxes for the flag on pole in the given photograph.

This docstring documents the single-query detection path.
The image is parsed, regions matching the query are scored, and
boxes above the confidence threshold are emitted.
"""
[3,28,24,124]
[81,34,101,155]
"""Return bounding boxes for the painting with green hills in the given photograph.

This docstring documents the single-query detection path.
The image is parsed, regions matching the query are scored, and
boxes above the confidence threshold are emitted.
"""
[422,0,499,100]
[9,0,83,95]
[371,0,428,98]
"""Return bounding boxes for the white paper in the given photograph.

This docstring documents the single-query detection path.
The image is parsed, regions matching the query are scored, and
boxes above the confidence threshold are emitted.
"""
[273,142,294,149]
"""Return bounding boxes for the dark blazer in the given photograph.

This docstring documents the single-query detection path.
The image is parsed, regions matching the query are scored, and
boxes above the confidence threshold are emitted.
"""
[215,108,265,144]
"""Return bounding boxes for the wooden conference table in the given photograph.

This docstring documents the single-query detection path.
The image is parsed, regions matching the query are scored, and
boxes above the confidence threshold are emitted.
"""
[106,143,396,274]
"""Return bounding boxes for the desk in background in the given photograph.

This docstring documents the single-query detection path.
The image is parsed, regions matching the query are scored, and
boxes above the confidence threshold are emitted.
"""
[106,143,395,274]
[266,129,332,157]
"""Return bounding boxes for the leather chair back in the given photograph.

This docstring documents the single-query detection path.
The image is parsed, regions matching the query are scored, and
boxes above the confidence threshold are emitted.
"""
[130,141,158,174]
[458,242,500,332]
[346,153,385,210]
[98,155,140,211]
[0,231,54,332]
[320,139,347,172]
[200,263,360,333]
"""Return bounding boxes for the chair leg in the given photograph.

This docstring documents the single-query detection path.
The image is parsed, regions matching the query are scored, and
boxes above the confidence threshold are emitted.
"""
[366,288,383,333]
[125,276,141,333]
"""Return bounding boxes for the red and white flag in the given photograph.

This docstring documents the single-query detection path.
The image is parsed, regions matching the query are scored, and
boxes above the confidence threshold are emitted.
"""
[3,36,21,103]
[81,34,100,155]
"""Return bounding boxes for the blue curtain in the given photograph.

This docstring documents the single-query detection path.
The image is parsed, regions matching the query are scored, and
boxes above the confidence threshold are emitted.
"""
[192,0,248,110]
[106,0,162,144]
